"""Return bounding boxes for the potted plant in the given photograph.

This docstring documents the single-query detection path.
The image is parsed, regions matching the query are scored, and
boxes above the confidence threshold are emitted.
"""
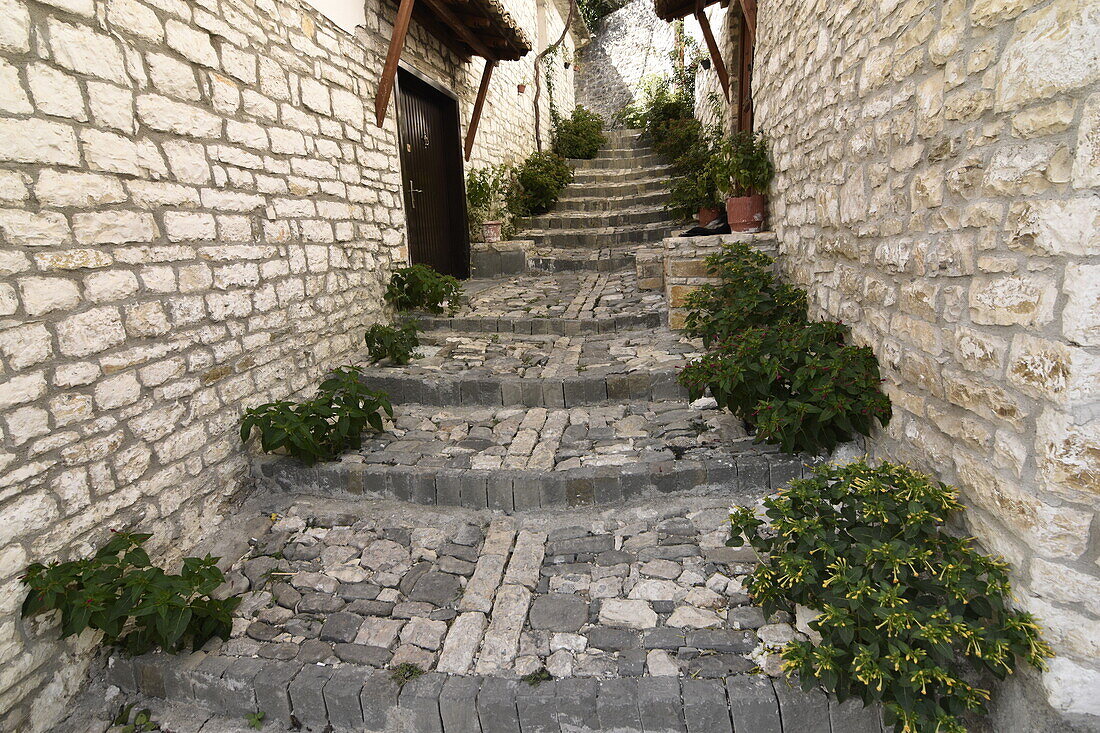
[466,164,512,243]
[714,131,773,232]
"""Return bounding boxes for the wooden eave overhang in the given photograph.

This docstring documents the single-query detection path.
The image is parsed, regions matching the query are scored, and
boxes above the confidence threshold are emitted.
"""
[651,0,756,103]
[374,0,533,158]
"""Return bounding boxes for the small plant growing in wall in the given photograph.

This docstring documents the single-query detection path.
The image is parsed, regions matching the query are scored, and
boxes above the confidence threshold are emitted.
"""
[240,366,393,464]
[364,322,421,366]
[385,264,463,315]
[22,531,239,656]
[729,460,1053,733]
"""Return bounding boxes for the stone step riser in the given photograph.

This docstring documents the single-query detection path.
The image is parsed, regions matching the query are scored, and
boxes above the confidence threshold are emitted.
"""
[532,226,681,249]
[527,207,671,230]
[555,192,668,212]
[573,166,674,184]
[252,452,809,513]
[359,370,685,408]
[108,660,884,733]
[527,253,635,273]
[409,312,664,335]
[557,180,672,199]
[570,154,665,170]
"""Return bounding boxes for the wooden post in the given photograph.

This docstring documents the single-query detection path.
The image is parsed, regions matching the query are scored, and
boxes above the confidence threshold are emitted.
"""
[375,0,417,127]
[695,3,730,101]
[464,60,496,161]
[738,0,757,43]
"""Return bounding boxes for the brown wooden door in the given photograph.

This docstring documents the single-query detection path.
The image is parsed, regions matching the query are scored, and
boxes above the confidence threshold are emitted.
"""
[736,12,754,132]
[396,69,469,278]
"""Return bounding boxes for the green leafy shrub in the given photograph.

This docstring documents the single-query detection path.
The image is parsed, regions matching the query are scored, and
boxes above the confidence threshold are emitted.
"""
[385,264,463,315]
[678,243,890,454]
[552,106,606,159]
[22,531,239,655]
[241,366,393,464]
[729,460,1053,733]
[507,152,573,216]
[577,0,627,28]
[666,129,721,221]
[713,130,774,197]
[364,322,420,365]
[682,242,807,346]
[466,164,514,241]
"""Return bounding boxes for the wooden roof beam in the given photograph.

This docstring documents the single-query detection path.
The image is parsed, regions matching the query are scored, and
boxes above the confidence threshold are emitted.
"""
[420,0,497,59]
[375,0,417,126]
[464,60,495,161]
[738,0,756,43]
[695,0,729,101]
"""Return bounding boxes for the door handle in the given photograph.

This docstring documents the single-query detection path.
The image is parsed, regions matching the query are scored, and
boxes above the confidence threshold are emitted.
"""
[408,179,423,209]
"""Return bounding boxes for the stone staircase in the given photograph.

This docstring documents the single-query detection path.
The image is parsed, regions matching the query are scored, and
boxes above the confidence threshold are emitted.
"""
[89,136,888,733]
[522,129,683,252]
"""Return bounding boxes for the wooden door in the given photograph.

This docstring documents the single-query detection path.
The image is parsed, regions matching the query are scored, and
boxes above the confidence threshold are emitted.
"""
[396,69,469,278]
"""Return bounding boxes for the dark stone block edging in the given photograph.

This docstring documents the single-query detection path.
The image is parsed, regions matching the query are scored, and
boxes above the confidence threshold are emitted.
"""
[357,370,687,407]
[252,453,819,513]
[409,311,664,335]
[108,654,885,732]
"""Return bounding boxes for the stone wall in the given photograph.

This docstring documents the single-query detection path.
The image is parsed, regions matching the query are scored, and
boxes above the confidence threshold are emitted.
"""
[752,0,1099,726]
[575,0,702,124]
[0,0,573,726]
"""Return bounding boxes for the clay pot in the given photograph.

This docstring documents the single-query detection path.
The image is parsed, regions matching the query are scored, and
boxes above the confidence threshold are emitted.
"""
[517,84,527,94]
[726,194,766,232]
[482,220,503,243]
[697,207,722,226]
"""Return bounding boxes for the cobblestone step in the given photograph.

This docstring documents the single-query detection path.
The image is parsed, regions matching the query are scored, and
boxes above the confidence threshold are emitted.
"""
[106,496,883,733]
[572,163,675,184]
[413,310,664,335]
[556,176,672,199]
[526,246,636,272]
[530,221,682,249]
[358,328,697,406]
[570,153,665,169]
[554,190,668,212]
[526,204,671,230]
[253,400,811,511]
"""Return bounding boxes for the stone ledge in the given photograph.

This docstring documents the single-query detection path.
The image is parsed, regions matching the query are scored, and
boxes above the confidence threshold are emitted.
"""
[411,311,665,335]
[251,452,817,512]
[358,369,687,407]
[109,657,885,733]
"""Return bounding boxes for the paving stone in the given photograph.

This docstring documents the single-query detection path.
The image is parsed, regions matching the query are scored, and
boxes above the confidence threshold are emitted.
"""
[410,571,462,605]
[502,530,547,588]
[216,657,264,716]
[528,593,588,631]
[829,696,884,733]
[436,611,487,674]
[440,675,483,732]
[297,639,334,663]
[596,678,643,731]
[516,678,559,733]
[289,664,334,730]
[774,678,831,733]
[682,678,732,733]
[638,677,686,732]
[400,616,448,650]
[476,584,531,674]
[726,606,767,629]
[323,666,368,730]
[250,661,301,726]
[598,599,657,629]
[361,673,401,733]
[556,677,599,732]
[460,553,509,613]
[726,675,781,733]
[477,678,521,733]
[188,655,233,709]
[334,643,392,666]
[320,612,365,643]
[685,629,758,653]
[586,627,640,651]
[397,672,446,733]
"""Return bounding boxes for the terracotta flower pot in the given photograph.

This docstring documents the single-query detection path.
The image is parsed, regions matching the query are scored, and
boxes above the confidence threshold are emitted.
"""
[482,220,503,243]
[517,84,527,94]
[726,194,766,232]
[697,207,721,227]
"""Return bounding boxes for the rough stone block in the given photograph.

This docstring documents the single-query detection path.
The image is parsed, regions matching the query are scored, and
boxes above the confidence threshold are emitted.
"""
[596,678,642,732]
[637,677,685,732]
[477,678,520,733]
[726,675,780,733]
[289,664,334,730]
[360,673,400,733]
[398,672,445,733]
[440,675,483,732]
[323,666,368,730]
[682,678,732,733]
